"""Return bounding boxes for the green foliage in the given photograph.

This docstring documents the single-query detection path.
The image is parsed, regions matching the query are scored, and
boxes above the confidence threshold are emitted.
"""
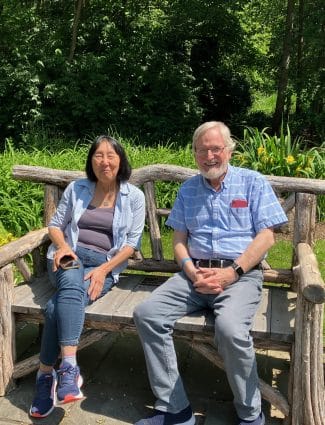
[0,137,197,235]
[233,126,325,179]
[233,125,325,220]
[314,240,325,281]
[250,93,277,115]
[0,221,15,247]
[0,127,324,235]
[0,0,256,145]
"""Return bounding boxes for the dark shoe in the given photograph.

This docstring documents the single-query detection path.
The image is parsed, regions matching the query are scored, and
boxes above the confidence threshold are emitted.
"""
[134,404,195,425]
[238,412,265,425]
[57,361,83,404]
[29,370,57,418]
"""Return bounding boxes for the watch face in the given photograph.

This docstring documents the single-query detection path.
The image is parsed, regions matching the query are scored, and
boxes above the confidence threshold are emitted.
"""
[236,266,244,276]
[232,262,244,276]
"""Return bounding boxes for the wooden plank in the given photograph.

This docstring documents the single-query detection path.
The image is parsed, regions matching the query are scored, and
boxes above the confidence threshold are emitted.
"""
[11,275,294,342]
[13,277,55,314]
[85,274,146,322]
[252,287,270,337]
[270,289,296,342]
[176,312,208,332]
[112,283,155,324]
[112,283,210,331]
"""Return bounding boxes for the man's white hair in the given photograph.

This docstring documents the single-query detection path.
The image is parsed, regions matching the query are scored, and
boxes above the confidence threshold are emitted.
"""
[192,121,236,152]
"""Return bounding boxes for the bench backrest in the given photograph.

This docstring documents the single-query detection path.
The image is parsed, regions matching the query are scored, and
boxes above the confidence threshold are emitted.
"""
[12,164,325,286]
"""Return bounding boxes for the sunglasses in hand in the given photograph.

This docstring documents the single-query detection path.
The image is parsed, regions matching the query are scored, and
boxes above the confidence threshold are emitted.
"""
[59,255,80,270]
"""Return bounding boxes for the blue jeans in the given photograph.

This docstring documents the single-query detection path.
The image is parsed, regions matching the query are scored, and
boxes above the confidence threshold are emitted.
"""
[133,269,263,421]
[40,245,114,366]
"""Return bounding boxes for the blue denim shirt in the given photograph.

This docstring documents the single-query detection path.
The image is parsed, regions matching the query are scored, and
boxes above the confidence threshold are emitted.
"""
[47,178,145,282]
[166,165,288,260]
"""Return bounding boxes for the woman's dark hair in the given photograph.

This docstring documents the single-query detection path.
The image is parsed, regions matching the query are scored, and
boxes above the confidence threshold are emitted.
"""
[85,135,132,183]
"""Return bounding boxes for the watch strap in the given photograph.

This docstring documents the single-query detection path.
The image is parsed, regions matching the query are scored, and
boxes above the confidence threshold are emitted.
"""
[231,261,244,276]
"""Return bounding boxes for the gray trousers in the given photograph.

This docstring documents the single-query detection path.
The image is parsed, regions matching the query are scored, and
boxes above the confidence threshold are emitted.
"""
[133,269,263,421]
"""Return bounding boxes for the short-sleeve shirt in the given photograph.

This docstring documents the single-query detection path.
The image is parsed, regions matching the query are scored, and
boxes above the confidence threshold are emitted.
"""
[166,165,288,260]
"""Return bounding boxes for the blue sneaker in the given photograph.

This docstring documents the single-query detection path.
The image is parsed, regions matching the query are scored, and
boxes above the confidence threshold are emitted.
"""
[238,412,265,425]
[134,404,195,425]
[29,370,57,418]
[57,361,83,404]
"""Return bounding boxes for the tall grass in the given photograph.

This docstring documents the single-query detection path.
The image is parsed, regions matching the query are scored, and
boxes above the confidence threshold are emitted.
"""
[0,138,197,236]
[0,126,324,237]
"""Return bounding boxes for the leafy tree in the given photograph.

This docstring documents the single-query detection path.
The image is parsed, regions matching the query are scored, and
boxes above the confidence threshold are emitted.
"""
[0,0,323,146]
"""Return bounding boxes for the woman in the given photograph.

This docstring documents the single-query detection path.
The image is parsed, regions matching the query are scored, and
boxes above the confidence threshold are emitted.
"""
[30,135,145,418]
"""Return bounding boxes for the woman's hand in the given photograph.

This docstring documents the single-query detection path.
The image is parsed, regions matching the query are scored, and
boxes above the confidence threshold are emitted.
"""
[85,265,108,301]
[53,246,77,272]
[49,227,76,272]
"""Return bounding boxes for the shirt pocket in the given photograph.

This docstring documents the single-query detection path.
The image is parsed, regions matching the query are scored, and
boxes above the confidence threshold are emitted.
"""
[228,206,252,231]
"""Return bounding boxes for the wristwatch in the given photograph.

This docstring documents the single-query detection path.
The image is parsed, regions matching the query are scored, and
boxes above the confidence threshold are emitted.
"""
[231,261,244,277]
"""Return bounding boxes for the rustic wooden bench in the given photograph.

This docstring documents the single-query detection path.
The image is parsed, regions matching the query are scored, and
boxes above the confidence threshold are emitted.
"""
[0,164,324,425]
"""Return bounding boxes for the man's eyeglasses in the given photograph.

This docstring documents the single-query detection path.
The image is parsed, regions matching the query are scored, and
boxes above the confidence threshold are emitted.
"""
[195,146,226,157]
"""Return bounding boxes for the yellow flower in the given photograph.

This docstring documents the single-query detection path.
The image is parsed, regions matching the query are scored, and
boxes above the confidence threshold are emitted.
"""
[257,146,265,156]
[286,155,295,165]
[0,233,15,247]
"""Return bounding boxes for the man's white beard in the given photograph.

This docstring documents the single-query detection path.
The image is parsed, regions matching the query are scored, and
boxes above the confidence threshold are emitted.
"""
[199,164,227,181]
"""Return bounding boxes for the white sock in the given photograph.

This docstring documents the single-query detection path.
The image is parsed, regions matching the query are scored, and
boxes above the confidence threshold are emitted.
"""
[37,369,53,378]
[61,355,77,367]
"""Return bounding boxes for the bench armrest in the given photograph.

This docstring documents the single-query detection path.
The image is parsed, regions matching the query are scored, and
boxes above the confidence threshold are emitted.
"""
[294,242,325,303]
[0,228,49,269]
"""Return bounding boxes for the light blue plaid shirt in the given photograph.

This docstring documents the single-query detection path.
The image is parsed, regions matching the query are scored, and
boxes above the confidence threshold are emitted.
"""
[166,165,288,260]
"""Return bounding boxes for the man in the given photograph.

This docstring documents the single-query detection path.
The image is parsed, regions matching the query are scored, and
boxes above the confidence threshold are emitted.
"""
[133,121,288,425]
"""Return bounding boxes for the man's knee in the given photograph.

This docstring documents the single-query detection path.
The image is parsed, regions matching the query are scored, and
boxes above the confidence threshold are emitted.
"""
[215,315,250,346]
[133,299,152,324]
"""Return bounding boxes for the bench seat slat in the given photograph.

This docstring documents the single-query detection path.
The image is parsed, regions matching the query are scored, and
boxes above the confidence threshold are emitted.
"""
[270,288,296,341]
[13,277,55,314]
[113,283,155,323]
[86,274,146,322]
[252,287,270,336]
[12,274,295,343]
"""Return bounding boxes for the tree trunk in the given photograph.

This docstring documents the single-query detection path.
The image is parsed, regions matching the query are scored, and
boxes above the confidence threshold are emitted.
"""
[272,0,295,134]
[295,0,304,115]
[68,0,83,62]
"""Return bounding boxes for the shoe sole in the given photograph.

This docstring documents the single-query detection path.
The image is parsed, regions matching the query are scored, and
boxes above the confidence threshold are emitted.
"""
[135,412,195,425]
[29,377,57,418]
[29,405,55,419]
[57,374,84,405]
[238,413,265,425]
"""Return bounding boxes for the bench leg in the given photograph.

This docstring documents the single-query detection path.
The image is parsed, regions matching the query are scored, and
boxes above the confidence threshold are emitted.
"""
[191,341,290,418]
[291,295,325,425]
[0,265,16,395]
